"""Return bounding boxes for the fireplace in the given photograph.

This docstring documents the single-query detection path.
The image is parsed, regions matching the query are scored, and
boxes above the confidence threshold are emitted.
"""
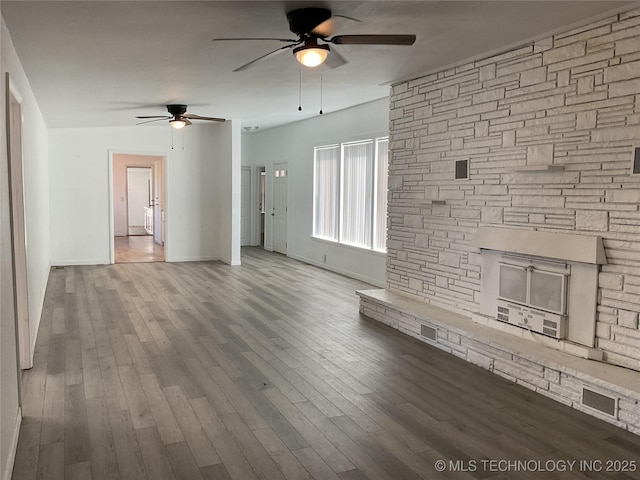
[471,227,607,354]
[496,254,569,339]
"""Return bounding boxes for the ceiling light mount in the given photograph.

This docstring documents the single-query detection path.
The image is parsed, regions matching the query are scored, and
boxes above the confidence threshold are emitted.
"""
[293,38,330,68]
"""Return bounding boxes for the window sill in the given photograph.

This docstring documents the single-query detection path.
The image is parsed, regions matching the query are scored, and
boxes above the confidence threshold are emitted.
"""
[311,236,387,257]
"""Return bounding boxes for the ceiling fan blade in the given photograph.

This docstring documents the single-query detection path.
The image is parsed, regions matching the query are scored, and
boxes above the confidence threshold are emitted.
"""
[233,42,300,72]
[136,118,168,125]
[329,34,416,46]
[135,115,171,119]
[213,37,298,43]
[184,119,192,126]
[325,48,348,69]
[333,14,361,23]
[182,114,226,122]
[311,18,333,37]
[311,13,363,38]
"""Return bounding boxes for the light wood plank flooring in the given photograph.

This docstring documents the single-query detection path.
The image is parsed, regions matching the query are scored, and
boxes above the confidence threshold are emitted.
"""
[12,248,640,479]
[115,236,164,263]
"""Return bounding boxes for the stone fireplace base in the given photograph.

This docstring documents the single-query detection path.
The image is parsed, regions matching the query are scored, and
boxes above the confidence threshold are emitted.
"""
[357,288,640,436]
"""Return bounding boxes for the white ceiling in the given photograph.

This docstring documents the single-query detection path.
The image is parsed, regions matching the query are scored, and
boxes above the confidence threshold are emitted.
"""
[1,1,634,131]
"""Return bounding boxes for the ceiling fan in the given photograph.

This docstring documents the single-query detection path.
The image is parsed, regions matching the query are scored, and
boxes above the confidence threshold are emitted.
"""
[135,104,225,129]
[213,7,416,72]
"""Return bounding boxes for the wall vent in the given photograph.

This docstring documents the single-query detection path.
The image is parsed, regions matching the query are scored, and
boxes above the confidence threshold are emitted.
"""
[420,324,437,341]
[454,159,469,180]
[581,387,617,418]
[633,147,640,175]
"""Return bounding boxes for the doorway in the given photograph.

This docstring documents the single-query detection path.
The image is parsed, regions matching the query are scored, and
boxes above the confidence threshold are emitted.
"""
[127,167,152,236]
[110,153,165,263]
[241,166,251,246]
[258,166,266,247]
[272,163,288,254]
[247,166,266,248]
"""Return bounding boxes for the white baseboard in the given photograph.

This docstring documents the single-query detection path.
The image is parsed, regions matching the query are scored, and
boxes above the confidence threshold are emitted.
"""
[287,253,385,288]
[2,407,21,480]
[28,267,50,367]
[166,256,219,263]
[50,259,109,266]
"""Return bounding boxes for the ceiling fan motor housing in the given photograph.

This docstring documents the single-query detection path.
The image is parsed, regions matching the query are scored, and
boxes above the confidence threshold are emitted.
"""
[167,104,188,117]
[286,8,332,37]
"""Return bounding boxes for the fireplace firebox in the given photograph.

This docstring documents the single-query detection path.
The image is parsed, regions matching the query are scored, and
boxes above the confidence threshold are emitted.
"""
[471,227,607,354]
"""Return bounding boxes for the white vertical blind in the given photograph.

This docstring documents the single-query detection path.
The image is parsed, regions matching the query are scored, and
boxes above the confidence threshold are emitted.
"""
[312,137,388,252]
[373,138,388,252]
[313,145,340,240]
[340,140,373,248]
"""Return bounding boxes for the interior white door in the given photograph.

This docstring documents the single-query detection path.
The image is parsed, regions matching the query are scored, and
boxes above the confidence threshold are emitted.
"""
[241,167,251,246]
[7,75,31,370]
[272,163,288,255]
[153,158,164,246]
[127,167,152,232]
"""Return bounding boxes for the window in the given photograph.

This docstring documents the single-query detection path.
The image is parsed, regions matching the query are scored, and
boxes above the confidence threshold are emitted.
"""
[313,137,388,252]
[313,145,340,241]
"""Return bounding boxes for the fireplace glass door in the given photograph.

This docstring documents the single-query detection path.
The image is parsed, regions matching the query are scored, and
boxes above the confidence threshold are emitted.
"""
[529,270,566,314]
[498,261,567,315]
[499,264,527,304]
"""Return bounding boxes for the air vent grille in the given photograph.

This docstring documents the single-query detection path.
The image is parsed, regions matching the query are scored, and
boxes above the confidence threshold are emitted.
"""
[582,388,617,417]
[420,324,437,341]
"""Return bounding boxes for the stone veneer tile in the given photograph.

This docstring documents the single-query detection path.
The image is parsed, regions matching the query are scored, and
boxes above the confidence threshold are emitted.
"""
[386,7,640,379]
[619,310,639,329]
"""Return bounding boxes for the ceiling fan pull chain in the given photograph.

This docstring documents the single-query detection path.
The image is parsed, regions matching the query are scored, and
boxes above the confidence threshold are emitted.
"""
[298,68,303,111]
[171,128,175,150]
[319,70,323,115]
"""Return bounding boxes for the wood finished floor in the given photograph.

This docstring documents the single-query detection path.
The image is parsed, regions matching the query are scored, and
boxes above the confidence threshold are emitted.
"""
[114,236,164,263]
[12,248,640,480]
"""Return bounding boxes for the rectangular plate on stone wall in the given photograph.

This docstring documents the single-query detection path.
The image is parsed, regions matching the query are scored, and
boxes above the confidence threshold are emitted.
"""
[633,147,640,175]
[455,159,469,180]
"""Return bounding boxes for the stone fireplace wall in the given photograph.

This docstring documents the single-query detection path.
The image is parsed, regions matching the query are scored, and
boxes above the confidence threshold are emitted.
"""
[387,8,640,370]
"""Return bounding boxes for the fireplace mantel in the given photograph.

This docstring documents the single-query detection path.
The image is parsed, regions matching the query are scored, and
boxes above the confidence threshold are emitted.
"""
[471,226,607,265]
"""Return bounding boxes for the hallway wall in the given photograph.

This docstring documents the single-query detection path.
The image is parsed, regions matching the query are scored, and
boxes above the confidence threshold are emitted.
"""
[49,123,238,264]
[242,99,389,286]
[1,14,50,480]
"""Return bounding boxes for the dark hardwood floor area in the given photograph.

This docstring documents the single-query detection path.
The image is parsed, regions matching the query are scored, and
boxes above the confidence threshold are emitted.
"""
[12,248,640,479]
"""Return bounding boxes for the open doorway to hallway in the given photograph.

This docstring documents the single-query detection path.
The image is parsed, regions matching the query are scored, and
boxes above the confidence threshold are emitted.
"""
[243,165,266,248]
[111,153,165,263]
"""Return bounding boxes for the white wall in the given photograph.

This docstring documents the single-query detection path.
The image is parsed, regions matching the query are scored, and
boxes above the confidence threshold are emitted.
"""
[1,14,50,480]
[212,120,242,266]
[242,99,388,287]
[49,123,236,265]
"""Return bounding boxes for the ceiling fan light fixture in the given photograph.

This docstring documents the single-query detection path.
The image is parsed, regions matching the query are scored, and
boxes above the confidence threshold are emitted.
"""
[294,42,329,68]
[170,119,187,129]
